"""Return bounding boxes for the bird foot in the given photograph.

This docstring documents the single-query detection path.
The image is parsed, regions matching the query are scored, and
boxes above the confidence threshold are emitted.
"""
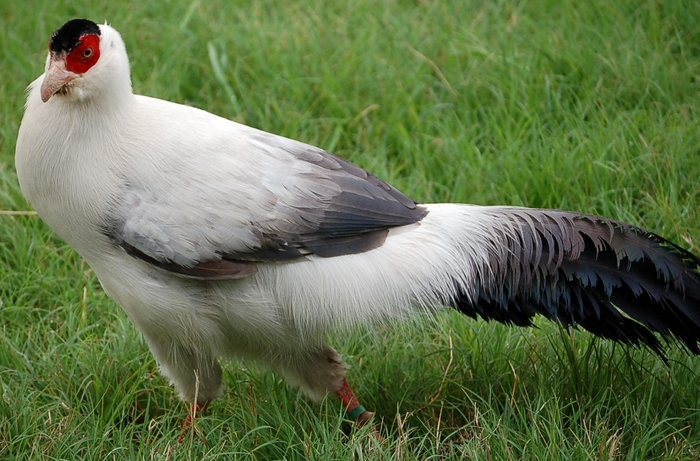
[177,401,210,444]
[353,410,386,443]
[354,410,375,427]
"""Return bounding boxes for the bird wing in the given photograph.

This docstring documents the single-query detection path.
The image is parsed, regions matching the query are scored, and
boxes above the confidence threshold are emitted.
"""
[104,119,427,280]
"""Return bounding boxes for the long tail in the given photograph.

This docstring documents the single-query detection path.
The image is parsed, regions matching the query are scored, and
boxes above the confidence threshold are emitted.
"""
[448,206,700,356]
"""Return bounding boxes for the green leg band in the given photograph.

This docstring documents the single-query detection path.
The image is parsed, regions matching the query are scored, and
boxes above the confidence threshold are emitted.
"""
[347,405,367,420]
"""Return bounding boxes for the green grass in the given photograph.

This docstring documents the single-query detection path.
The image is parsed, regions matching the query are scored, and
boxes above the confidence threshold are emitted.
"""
[2,0,700,459]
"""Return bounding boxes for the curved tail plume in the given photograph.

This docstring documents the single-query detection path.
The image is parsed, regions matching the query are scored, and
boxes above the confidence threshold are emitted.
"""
[447,208,700,356]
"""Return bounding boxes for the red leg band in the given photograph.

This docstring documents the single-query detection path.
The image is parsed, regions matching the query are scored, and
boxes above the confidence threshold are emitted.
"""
[335,377,366,420]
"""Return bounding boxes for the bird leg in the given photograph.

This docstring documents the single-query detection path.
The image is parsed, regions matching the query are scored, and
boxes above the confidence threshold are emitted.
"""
[177,400,210,444]
[272,346,375,426]
[336,376,373,426]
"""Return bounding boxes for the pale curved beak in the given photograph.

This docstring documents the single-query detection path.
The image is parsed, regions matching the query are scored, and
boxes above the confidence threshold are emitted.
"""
[40,57,79,103]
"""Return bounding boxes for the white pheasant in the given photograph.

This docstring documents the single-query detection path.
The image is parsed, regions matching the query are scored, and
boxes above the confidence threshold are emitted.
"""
[15,19,700,435]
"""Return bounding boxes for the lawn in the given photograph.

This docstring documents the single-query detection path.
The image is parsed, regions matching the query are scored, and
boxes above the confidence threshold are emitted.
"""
[2,0,700,459]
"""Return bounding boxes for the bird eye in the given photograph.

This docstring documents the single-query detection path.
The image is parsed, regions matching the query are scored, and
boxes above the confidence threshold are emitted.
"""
[64,34,101,74]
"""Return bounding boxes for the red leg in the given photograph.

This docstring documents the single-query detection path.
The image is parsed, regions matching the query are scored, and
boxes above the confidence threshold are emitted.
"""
[177,401,210,443]
[335,377,374,426]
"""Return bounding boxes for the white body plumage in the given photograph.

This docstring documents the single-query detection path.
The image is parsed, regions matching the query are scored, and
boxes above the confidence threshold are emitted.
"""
[16,23,492,402]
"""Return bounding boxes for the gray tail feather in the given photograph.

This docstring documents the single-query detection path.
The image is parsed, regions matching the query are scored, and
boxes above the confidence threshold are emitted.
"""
[450,210,700,358]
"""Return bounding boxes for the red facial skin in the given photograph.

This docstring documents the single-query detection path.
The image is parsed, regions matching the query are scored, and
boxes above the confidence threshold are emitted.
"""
[64,34,100,74]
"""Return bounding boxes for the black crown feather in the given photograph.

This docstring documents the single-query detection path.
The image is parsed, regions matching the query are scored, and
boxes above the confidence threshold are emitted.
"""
[49,19,101,54]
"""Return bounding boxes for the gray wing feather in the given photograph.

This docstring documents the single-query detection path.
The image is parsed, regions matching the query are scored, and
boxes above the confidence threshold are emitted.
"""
[105,132,426,278]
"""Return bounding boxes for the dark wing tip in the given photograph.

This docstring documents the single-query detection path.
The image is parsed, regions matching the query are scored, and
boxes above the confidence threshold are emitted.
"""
[49,19,101,53]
